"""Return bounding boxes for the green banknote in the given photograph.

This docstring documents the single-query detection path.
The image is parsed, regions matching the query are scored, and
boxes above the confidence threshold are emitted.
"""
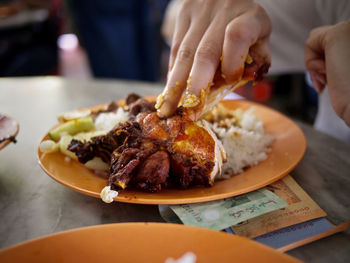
[169,189,287,230]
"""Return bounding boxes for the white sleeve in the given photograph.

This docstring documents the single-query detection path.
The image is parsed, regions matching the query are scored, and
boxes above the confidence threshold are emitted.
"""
[316,0,350,25]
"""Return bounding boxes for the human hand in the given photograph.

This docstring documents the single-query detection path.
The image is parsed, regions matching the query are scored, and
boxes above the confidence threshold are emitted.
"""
[305,21,350,126]
[157,0,271,118]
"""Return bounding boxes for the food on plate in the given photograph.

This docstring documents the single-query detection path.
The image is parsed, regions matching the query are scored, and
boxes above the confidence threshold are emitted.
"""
[48,117,94,141]
[67,97,226,192]
[203,104,273,177]
[40,92,273,203]
[57,109,92,122]
[39,140,59,153]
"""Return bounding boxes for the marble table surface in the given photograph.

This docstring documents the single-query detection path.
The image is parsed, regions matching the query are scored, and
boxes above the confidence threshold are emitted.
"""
[0,77,349,262]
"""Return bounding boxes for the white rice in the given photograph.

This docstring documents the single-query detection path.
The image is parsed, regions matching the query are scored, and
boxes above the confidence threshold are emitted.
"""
[208,107,273,179]
[94,107,129,131]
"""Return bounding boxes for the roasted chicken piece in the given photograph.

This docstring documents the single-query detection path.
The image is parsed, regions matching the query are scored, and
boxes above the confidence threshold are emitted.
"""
[68,97,225,192]
[108,108,225,192]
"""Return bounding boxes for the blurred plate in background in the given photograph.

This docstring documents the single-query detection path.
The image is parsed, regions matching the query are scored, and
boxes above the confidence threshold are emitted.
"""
[0,223,301,263]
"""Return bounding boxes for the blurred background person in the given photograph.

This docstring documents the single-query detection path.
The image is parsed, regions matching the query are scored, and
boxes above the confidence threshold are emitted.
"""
[67,0,169,81]
[0,0,170,81]
[0,0,60,76]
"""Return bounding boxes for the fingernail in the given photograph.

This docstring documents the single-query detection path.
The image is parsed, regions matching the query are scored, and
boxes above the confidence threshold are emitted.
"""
[310,73,321,93]
[227,67,243,83]
[315,73,326,92]
[157,102,173,118]
[156,106,167,118]
[315,73,326,85]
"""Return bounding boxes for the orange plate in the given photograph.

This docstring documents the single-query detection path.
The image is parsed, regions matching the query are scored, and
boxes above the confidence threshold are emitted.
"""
[0,223,301,263]
[37,100,306,204]
[0,114,19,150]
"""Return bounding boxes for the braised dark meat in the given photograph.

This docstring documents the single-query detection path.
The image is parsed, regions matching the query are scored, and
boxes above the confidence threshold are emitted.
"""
[68,97,218,192]
[91,101,119,116]
[125,93,141,105]
[132,151,170,192]
[68,97,156,163]
[68,139,96,163]
[170,153,215,188]
[109,141,158,190]
[107,112,174,192]
[108,111,217,191]
[129,98,156,117]
[68,121,140,163]
[109,148,142,189]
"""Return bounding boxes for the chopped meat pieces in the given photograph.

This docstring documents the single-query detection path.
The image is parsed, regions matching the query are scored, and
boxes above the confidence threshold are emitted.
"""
[133,151,170,192]
[129,98,156,117]
[125,93,141,105]
[69,94,220,192]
